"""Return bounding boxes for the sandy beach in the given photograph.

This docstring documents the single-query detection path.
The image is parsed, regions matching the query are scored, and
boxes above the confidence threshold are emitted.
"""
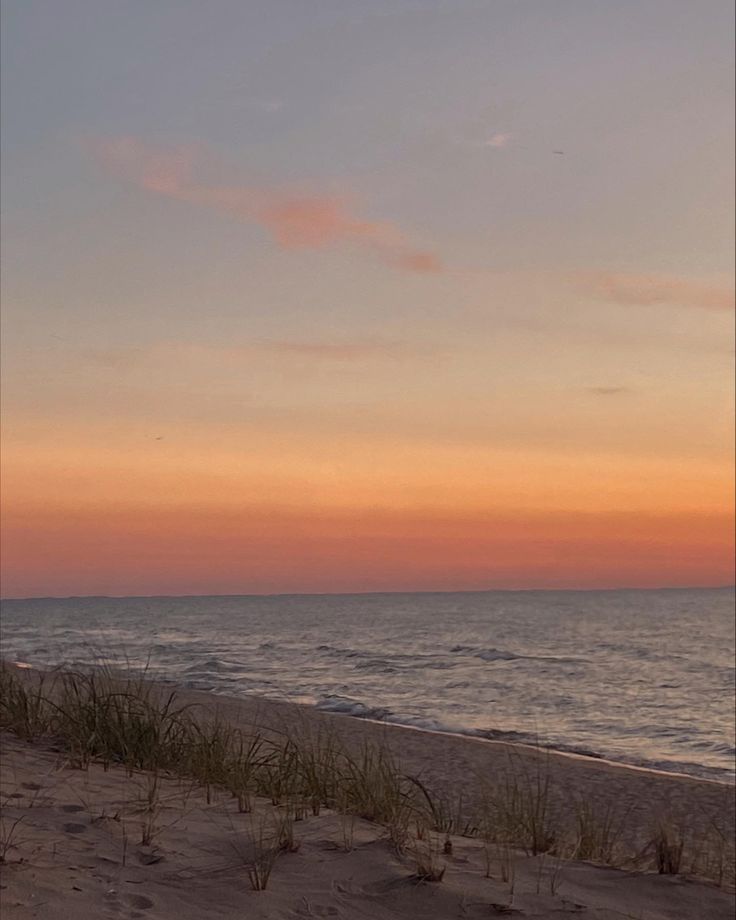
[3,2,734,917]
[1,675,734,920]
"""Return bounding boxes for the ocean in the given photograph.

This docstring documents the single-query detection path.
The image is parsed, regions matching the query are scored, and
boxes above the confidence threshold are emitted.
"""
[1,587,734,782]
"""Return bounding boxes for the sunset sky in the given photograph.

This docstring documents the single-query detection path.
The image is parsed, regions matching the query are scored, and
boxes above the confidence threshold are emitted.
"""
[1,0,734,597]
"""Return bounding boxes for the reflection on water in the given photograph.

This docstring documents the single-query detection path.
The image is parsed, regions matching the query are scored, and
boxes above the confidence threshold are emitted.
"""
[1,587,734,782]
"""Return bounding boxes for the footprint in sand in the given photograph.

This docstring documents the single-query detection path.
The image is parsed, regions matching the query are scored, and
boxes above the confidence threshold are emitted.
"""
[124,893,154,911]
[297,904,339,918]
[62,823,87,834]
[21,782,42,791]
[60,804,85,813]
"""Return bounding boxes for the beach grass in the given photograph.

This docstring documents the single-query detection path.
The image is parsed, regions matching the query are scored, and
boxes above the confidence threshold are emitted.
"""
[0,661,733,889]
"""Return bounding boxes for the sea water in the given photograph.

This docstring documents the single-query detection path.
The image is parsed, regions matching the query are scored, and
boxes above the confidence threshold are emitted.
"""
[1,587,734,782]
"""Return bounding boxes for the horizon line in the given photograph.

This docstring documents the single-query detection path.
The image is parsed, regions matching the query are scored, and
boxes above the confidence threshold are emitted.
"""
[2,584,734,603]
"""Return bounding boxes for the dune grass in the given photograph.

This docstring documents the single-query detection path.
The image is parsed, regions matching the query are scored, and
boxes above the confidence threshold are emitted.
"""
[0,795,26,865]
[0,669,52,742]
[572,796,632,865]
[0,662,733,890]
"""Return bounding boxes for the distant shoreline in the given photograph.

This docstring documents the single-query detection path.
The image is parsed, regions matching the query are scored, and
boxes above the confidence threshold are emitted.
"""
[3,584,735,602]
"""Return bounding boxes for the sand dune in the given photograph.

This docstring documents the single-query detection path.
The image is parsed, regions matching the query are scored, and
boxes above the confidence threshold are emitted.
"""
[171,686,736,857]
[1,682,734,919]
[2,732,734,920]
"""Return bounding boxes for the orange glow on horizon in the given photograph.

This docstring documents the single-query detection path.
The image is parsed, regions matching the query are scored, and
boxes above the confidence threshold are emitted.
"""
[2,503,733,598]
[2,411,733,596]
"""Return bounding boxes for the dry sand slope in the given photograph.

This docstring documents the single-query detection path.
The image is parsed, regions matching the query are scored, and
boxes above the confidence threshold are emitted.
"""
[169,687,736,860]
[1,684,734,920]
[1,734,734,920]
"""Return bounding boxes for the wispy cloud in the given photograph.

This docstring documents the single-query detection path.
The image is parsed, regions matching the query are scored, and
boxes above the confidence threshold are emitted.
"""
[255,338,410,360]
[483,132,513,149]
[88,136,442,273]
[84,337,431,369]
[585,386,632,396]
[577,272,735,311]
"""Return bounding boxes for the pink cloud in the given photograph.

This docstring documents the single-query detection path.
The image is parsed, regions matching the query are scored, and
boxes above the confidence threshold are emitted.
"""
[87,136,198,194]
[393,250,443,273]
[578,271,735,311]
[88,136,441,273]
[484,132,513,149]
[254,338,410,360]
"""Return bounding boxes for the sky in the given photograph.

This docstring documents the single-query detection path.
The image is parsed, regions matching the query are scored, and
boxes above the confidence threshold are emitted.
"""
[1,0,734,597]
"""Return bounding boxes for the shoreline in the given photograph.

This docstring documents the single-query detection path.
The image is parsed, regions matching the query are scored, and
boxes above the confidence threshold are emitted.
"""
[9,661,733,797]
[4,586,733,788]
[190,682,736,787]
[9,660,736,787]
[326,710,735,787]
[164,679,736,851]
[171,681,736,793]
[2,661,734,918]
[131,672,736,786]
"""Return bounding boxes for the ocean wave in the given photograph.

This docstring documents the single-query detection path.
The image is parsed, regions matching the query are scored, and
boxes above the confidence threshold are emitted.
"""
[183,657,243,675]
[3,588,733,784]
[450,645,522,661]
[685,740,736,757]
[313,696,610,761]
[316,644,450,673]
[353,658,398,674]
[315,695,393,721]
[450,645,582,665]
[314,696,461,735]
[316,644,369,659]
[316,644,425,663]
[182,679,216,691]
[310,702,734,780]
